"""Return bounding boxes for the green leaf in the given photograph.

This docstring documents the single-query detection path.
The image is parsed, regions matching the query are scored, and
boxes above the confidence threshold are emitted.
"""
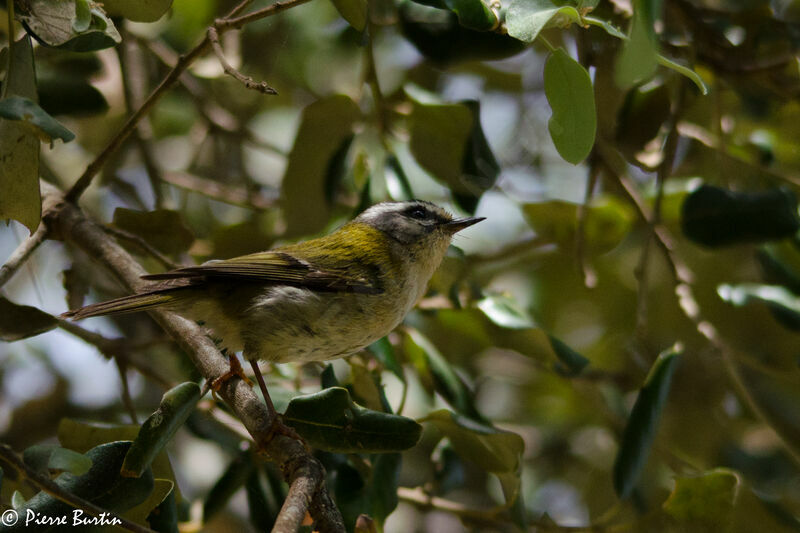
[122,382,201,478]
[398,2,527,65]
[38,76,108,116]
[405,328,486,422]
[112,208,195,255]
[0,36,41,233]
[19,0,122,51]
[23,445,92,476]
[422,409,524,505]
[663,469,740,531]
[718,283,800,331]
[245,470,278,531]
[444,0,497,31]
[458,100,500,212]
[0,297,58,341]
[146,483,179,533]
[10,442,155,531]
[125,478,174,529]
[522,197,634,254]
[506,0,582,43]
[283,387,422,452]
[544,48,597,164]
[330,0,367,30]
[101,0,174,22]
[681,186,800,247]
[0,96,76,143]
[369,453,402,523]
[477,293,536,329]
[613,344,682,499]
[281,95,361,237]
[548,335,590,376]
[614,0,659,88]
[409,99,473,187]
[369,337,405,382]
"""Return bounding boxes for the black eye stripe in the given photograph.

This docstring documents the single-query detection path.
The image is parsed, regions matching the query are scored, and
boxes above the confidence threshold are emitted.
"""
[406,206,428,219]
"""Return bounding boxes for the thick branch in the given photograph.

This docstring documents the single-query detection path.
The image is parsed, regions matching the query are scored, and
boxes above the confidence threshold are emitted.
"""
[42,183,344,532]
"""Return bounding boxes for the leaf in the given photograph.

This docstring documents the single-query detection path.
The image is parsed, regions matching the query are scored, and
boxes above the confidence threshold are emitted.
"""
[245,470,278,531]
[101,0,174,22]
[614,0,659,88]
[409,100,474,187]
[522,197,634,254]
[369,453,402,523]
[0,96,76,143]
[23,445,92,476]
[398,2,527,65]
[458,100,500,212]
[19,0,122,51]
[38,76,108,116]
[146,483,179,533]
[443,0,497,31]
[506,0,582,43]
[112,208,195,255]
[283,387,422,452]
[718,283,800,317]
[663,469,740,531]
[330,0,368,30]
[477,293,536,329]
[125,478,174,528]
[422,409,524,505]
[613,344,682,499]
[10,442,155,531]
[681,186,800,247]
[0,36,40,233]
[368,337,405,382]
[0,297,58,341]
[544,48,597,164]
[548,335,590,376]
[405,328,486,422]
[122,382,201,478]
[281,95,361,237]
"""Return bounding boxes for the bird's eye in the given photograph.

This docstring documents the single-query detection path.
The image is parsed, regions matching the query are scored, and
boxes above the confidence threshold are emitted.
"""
[406,207,427,220]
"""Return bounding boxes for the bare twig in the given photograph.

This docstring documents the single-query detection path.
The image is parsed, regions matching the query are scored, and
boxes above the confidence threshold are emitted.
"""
[65,0,314,202]
[0,443,155,533]
[208,27,277,94]
[0,222,48,289]
[116,359,140,424]
[44,182,345,532]
[397,487,508,527]
[101,225,181,270]
[162,171,278,210]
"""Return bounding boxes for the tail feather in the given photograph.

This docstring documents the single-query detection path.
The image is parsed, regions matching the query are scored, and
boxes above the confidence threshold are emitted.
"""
[61,291,182,320]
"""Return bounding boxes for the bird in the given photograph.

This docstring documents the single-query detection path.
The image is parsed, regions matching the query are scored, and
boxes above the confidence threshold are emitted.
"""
[62,200,484,437]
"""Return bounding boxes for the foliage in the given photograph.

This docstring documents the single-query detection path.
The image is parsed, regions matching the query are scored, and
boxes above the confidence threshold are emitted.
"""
[2,0,800,531]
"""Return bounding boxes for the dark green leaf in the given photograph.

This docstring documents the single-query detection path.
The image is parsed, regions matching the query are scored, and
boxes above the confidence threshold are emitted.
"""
[38,76,108,116]
[146,483,179,533]
[459,100,500,212]
[613,344,682,499]
[283,387,422,452]
[245,470,278,531]
[681,186,800,247]
[443,0,497,31]
[404,329,486,422]
[101,0,173,22]
[281,95,361,237]
[324,133,355,205]
[477,293,536,329]
[112,208,195,255]
[330,0,367,30]
[663,468,739,531]
[321,363,341,388]
[122,382,201,478]
[0,297,58,341]
[125,478,174,529]
[0,36,41,233]
[368,337,405,382]
[0,96,75,142]
[409,100,473,188]
[370,453,401,523]
[548,335,590,376]
[203,450,254,520]
[8,442,154,533]
[506,0,582,43]
[544,48,597,164]
[23,445,92,476]
[399,2,526,65]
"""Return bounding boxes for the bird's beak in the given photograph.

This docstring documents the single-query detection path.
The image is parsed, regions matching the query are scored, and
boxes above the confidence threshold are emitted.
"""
[442,216,485,233]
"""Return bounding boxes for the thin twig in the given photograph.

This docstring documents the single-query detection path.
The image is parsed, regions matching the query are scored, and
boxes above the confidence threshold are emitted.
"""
[102,225,181,270]
[0,222,48,289]
[397,487,508,527]
[162,171,278,210]
[65,0,314,202]
[0,443,155,533]
[208,27,278,94]
[116,359,140,424]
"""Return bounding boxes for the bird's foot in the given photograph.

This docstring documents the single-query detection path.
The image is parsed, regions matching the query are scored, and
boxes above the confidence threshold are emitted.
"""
[210,353,253,400]
[263,416,309,451]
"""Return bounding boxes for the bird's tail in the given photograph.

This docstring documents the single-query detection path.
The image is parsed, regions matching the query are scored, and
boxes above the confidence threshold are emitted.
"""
[61,290,184,320]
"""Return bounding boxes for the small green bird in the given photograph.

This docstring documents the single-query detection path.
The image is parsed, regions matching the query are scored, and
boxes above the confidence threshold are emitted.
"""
[63,201,483,431]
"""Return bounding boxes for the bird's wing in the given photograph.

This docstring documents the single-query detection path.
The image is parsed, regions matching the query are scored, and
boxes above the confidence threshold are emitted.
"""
[142,251,383,294]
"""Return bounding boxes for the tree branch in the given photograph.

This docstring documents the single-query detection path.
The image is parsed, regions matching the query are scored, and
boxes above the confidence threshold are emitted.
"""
[42,182,345,532]
[0,222,48,289]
